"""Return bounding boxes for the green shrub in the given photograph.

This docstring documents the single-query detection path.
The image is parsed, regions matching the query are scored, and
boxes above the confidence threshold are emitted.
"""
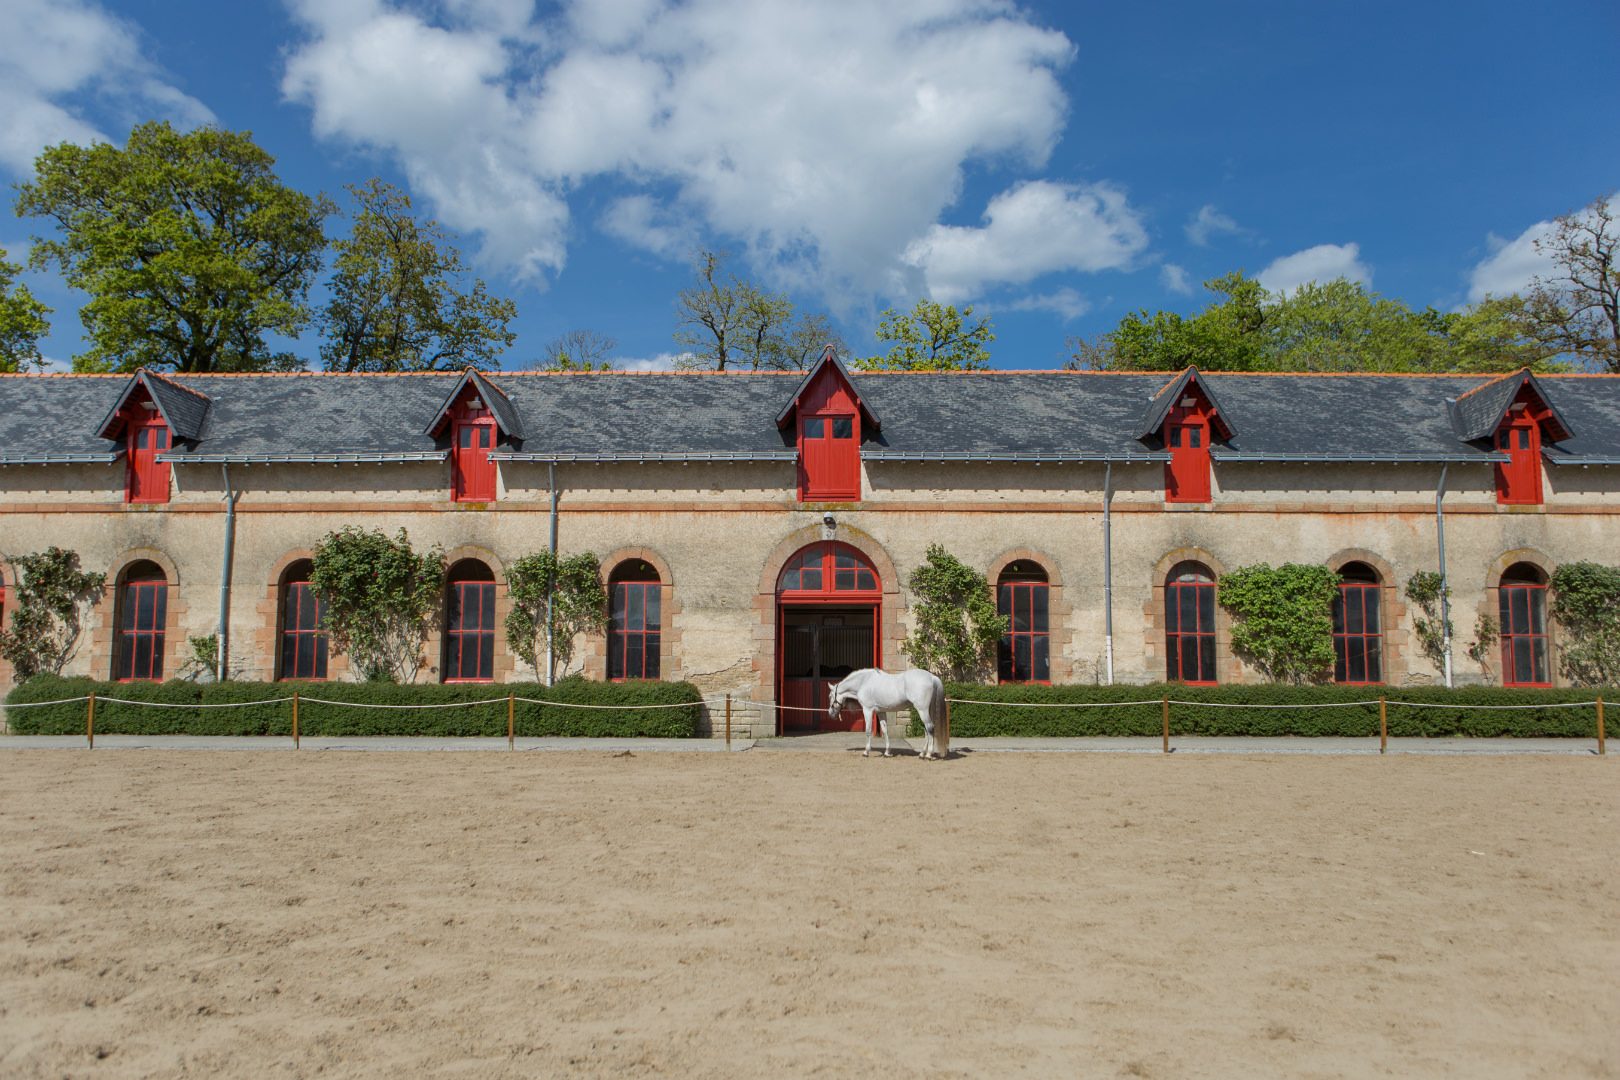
[5,675,704,737]
[913,682,1611,739]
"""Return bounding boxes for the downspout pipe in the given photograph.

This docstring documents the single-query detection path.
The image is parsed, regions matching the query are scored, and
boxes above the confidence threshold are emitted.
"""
[1102,461,1114,685]
[546,462,558,687]
[217,464,236,682]
[1435,464,1453,688]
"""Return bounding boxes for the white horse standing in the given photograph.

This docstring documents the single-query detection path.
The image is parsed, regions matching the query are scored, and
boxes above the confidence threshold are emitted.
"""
[827,668,948,760]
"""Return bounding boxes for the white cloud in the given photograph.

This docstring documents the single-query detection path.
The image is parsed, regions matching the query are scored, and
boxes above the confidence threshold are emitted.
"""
[0,0,214,173]
[1465,195,1620,304]
[902,180,1148,303]
[1184,204,1244,247]
[1257,243,1371,296]
[617,352,683,372]
[601,195,701,259]
[282,0,1086,296]
[1003,287,1090,321]
[1160,263,1193,294]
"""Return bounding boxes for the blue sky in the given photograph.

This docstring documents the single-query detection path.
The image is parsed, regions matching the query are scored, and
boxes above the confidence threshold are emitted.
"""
[3,0,1616,371]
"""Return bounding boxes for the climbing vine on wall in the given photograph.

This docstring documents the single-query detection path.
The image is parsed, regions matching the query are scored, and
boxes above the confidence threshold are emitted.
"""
[1550,561,1620,686]
[310,527,444,683]
[1217,563,1340,684]
[901,544,1008,682]
[0,547,104,681]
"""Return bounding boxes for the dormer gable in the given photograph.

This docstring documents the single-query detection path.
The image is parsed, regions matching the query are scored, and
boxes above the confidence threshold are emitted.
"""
[95,369,211,443]
[773,346,880,434]
[1138,368,1232,505]
[1449,369,1574,445]
[425,369,524,442]
[1134,367,1235,444]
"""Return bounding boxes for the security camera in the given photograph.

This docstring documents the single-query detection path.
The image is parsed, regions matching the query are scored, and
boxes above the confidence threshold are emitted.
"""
[822,513,835,528]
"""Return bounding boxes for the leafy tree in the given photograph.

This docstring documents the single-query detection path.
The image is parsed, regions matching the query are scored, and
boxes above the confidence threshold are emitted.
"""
[1404,571,1453,676]
[1520,192,1620,372]
[536,329,616,371]
[15,121,332,373]
[1069,270,1551,373]
[673,250,795,371]
[1216,563,1340,684]
[855,299,994,372]
[1465,613,1500,683]
[504,551,609,683]
[0,548,104,681]
[901,544,1008,681]
[783,312,848,371]
[310,527,444,683]
[320,179,516,372]
[0,248,51,372]
[1550,561,1620,685]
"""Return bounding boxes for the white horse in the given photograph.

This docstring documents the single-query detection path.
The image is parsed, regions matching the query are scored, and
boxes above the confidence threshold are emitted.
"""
[827,668,948,760]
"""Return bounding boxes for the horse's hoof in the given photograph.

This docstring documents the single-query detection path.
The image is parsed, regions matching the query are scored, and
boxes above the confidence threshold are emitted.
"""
[862,751,870,758]
[882,751,892,758]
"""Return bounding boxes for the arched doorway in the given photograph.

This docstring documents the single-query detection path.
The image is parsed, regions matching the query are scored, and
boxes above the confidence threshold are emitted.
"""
[776,542,881,733]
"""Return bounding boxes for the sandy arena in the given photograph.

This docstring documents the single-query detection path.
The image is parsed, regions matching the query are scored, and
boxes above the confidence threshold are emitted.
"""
[1,749,1615,1078]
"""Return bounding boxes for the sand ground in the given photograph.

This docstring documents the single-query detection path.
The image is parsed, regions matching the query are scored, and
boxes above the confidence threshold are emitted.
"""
[1,750,1615,1079]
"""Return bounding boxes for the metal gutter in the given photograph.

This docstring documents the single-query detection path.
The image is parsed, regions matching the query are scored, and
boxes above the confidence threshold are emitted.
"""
[0,452,123,464]
[1544,455,1620,466]
[1102,461,1114,686]
[864,451,1171,463]
[546,462,558,688]
[1436,465,1453,690]
[491,451,796,463]
[1214,451,1510,464]
[218,465,236,682]
[158,451,448,464]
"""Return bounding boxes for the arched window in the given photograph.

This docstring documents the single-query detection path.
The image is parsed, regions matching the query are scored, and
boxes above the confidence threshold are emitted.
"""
[608,560,661,680]
[443,560,496,682]
[278,559,328,681]
[1332,562,1383,685]
[115,560,168,682]
[1499,563,1550,687]
[1165,561,1216,684]
[776,542,878,595]
[997,560,1050,683]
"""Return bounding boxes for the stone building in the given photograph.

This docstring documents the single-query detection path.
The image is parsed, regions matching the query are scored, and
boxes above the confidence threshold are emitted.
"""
[1,352,1616,736]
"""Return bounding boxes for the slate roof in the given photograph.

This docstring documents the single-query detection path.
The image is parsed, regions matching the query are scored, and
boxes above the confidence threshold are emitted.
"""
[93,369,212,442]
[1133,367,1235,441]
[0,368,1618,466]
[1449,369,1574,443]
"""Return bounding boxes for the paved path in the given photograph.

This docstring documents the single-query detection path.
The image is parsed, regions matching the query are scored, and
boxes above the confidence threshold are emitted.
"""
[0,734,1604,755]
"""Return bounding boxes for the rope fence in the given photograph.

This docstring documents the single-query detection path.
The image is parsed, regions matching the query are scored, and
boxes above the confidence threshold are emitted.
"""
[2,689,1606,756]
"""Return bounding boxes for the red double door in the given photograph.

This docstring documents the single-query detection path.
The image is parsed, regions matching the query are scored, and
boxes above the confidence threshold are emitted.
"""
[775,542,882,734]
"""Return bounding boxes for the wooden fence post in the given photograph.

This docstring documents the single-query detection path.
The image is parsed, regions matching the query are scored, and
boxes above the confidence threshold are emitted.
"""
[1598,697,1606,756]
[508,693,515,750]
[1379,696,1387,755]
[1161,695,1169,755]
[943,698,951,755]
[87,692,95,750]
[292,692,300,749]
[724,694,732,749]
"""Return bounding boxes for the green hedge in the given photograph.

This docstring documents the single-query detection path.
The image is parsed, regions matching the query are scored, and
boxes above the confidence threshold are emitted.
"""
[4,676,704,737]
[915,682,1611,739]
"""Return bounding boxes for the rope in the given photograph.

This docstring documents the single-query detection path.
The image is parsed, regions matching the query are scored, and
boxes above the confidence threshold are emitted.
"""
[2,695,91,709]
[1167,699,1381,709]
[297,697,506,710]
[512,696,717,711]
[1381,699,1597,710]
[947,696,1165,708]
[95,696,294,709]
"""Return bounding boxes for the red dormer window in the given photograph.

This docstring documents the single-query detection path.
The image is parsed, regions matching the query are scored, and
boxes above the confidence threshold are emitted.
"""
[1494,389,1547,506]
[450,397,497,502]
[789,357,866,503]
[124,396,171,504]
[1165,397,1212,503]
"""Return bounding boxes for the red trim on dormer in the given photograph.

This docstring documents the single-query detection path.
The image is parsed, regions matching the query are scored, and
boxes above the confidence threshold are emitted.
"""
[794,362,862,501]
[448,382,497,502]
[119,387,172,504]
[1163,381,1215,504]
[1493,386,1550,505]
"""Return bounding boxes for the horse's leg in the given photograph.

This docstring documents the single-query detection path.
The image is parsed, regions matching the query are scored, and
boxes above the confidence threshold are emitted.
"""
[922,704,935,760]
[879,711,891,757]
[862,705,874,758]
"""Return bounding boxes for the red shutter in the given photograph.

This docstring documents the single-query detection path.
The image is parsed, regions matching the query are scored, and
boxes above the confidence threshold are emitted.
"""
[798,414,860,500]
[452,419,496,501]
[1164,402,1211,503]
[1493,419,1542,505]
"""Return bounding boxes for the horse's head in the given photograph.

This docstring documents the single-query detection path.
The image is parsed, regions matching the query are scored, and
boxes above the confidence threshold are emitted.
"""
[826,681,842,718]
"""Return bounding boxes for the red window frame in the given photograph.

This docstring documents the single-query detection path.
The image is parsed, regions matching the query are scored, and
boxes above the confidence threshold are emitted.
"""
[1165,571,1217,684]
[997,574,1050,684]
[1493,417,1543,505]
[797,412,860,502]
[608,578,662,681]
[1332,583,1383,684]
[279,580,329,681]
[776,542,879,597]
[451,410,497,502]
[1499,582,1551,687]
[116,572,168,682]
[1164,402,1212,503]
[126,414,172,504]
[444,579,496,682]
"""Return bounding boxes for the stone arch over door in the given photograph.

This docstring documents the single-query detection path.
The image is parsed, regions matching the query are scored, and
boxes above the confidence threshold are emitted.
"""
[1326,547,1405,685]
[751,525,901,711]
[93,548,186,682]
[585,546,683,682]
[987,546,1075,683]
[1485,548,1558,688]
[1144,546,1237,684]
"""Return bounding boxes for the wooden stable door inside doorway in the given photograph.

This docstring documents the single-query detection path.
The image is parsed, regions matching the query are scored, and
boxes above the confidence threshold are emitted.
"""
[779,607,876,733]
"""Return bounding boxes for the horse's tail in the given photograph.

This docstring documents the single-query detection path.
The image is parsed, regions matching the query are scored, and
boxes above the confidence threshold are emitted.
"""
[932,674,949,755]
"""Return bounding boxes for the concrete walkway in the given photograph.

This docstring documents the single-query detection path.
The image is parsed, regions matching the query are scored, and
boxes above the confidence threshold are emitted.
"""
[0,733,1606,755]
